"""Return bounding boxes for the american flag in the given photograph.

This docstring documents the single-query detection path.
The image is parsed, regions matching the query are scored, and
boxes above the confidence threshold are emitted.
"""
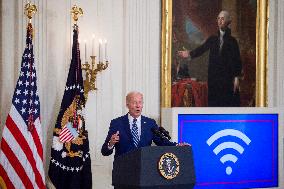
[48,25,92,189]
[0,24,45,189]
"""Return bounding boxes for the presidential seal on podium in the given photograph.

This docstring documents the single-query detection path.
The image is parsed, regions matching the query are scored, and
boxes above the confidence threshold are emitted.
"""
[158,152,180,179]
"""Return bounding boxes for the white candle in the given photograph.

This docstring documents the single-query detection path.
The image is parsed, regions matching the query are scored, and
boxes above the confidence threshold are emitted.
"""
[84,39,87,63]
[104,39,107,61]
[99,39,102,62]
[92,34,95,56]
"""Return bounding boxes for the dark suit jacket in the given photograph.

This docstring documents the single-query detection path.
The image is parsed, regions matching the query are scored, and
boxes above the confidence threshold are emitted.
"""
[190,28,242,107]
[101,114,176,158]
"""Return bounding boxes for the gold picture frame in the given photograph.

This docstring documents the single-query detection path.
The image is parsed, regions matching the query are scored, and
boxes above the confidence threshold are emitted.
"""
[161,0,269,107]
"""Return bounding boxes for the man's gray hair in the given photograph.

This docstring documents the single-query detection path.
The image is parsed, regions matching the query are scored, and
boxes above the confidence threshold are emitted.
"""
[220,10,232,24]
[126,91,143,103]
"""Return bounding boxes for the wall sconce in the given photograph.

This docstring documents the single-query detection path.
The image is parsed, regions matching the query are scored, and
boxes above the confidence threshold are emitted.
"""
[70,5,108,99]
[82,38,109,99]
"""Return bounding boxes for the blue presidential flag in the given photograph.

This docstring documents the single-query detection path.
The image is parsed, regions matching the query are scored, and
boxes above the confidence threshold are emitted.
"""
[48,25,92,189]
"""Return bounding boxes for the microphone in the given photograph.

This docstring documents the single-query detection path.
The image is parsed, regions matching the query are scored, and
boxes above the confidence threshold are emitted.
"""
[151,128,167,140]
[158,127,171,140]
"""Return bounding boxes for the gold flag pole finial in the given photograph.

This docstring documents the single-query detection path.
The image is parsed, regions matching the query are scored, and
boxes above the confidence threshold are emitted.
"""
[24,2,37,23]
[71,5,83,24]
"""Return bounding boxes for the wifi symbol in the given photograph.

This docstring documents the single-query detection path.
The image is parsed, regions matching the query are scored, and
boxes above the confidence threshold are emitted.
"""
[206,129,251,175]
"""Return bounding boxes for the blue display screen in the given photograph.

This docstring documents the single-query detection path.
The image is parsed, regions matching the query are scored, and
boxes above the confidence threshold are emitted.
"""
[178,114,278,189]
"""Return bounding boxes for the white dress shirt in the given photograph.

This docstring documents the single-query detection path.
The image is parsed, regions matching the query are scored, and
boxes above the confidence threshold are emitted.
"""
[219,29,225,50]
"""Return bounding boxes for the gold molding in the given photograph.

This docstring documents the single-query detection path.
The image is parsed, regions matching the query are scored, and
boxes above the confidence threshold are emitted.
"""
[161,0,172,108]
[161,0,269,107]
[256,0,269,107]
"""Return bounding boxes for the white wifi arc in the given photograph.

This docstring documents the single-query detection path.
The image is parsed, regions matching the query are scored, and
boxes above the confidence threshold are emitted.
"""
[206,129,251,175]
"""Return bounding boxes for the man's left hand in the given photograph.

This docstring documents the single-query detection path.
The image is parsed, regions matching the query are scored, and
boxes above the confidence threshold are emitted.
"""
[177,142,191,146]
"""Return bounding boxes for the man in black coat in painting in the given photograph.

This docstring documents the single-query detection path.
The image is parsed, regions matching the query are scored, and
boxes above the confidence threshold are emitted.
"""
[178,10,242,107]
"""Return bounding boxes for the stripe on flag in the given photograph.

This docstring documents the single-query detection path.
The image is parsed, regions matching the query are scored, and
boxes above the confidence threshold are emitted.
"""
[59,126,75,142]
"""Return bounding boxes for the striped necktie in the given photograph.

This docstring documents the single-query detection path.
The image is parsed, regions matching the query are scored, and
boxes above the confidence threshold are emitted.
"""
[131,118,139,147]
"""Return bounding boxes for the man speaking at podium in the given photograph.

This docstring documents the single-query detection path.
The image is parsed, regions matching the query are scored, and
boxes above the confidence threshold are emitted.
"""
[101,91,186,158]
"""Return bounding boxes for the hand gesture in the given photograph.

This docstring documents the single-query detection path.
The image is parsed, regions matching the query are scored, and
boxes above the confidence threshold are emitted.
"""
[109,131,120,147]
[177,50,190,58]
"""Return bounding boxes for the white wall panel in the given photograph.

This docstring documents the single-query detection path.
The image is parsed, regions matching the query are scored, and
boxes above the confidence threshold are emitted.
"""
[276,0,284,107]
[0,0,18,133]
[123,0,160,121]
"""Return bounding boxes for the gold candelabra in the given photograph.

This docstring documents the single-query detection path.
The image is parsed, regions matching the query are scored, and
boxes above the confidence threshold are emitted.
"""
[70,5,109,99]
[82,56,108,98]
